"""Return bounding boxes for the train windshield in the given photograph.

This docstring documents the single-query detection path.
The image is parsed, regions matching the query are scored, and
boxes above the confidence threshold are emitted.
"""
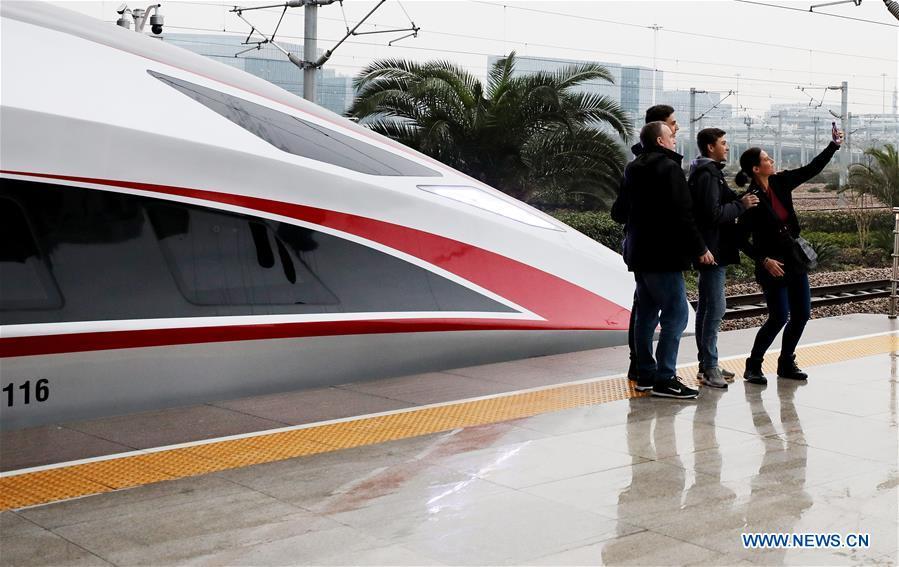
[149,70,441,178]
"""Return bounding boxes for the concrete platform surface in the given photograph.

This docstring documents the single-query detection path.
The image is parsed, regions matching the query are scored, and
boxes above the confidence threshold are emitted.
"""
[2,314,891,472]
[0,314,896,566]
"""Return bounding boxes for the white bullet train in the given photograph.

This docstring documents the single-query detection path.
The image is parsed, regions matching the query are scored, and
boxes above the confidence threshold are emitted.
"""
[0,1,636,429]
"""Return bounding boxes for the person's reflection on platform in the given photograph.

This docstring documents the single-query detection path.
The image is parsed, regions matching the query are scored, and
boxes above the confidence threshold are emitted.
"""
[743,379,812,563]
[684,388,736,510]
[606,398,687,544]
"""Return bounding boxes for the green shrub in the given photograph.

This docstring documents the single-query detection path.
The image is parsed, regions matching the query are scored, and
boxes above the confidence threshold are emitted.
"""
[682,270,698,295]
[807,187,820,193]
[549,210,624,251]
[801,231,856,248]
[803,235,838,270]
[871,229,895,256]
[798,210,893,233]
[549,209,894,271]
[726,254,757,282]
[836,247,866,267]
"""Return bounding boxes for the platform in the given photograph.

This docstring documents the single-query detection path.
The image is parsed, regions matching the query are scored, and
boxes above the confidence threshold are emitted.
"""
[1,314,896,565]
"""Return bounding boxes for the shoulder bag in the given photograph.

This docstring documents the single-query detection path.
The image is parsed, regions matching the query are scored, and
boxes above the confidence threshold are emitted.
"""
[751,187,817,272]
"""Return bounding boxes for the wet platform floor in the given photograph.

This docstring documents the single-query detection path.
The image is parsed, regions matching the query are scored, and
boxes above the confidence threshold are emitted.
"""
[1,314,897,565]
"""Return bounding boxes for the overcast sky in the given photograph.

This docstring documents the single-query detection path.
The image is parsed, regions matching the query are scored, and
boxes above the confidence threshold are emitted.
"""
[52,0,899,116]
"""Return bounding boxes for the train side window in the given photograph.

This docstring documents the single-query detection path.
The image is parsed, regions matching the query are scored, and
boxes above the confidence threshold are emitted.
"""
[147,203,339,306]
[148,70,440,178]
[0,198,64,311]
[1,179,515,326]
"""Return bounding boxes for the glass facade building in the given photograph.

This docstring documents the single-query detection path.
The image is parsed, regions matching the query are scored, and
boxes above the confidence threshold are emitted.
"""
[162,34,356,116]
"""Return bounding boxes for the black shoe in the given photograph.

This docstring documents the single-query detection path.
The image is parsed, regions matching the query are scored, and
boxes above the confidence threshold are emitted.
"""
[635,373,654,392]
[777,354,808,380]
[743,358,768,385]
[652,376,699,399]
[628,358,638,381]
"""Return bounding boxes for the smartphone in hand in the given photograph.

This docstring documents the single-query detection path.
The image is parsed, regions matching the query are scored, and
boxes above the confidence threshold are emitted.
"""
[831,121,842,144]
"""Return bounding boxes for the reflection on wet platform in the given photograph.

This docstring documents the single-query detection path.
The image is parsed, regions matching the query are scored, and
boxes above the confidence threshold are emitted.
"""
[0,317,896,565]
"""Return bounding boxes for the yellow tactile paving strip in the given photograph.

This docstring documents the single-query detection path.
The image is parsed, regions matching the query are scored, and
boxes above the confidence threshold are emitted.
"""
[1,333,895,511]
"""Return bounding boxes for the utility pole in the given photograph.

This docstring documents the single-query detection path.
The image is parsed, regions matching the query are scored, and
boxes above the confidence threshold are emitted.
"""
[689,88,696,164]
[689,87,706,164]
[801,131,807,163]
[866,116,871,155]
[840,81,849,183]
[775,112,783,166]
[303,2,318,101]
[744,116,753,150]
[232,0,416,104]
[827,81,849,186]
[847,111,853,164]
[813,116,820,153]
[650,24,661,105]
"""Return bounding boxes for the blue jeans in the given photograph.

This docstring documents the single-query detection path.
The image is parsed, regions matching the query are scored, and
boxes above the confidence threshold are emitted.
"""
[628,292,637,363]
[750,270,811,361]
[634,271,689,381]
[695,266,727,370]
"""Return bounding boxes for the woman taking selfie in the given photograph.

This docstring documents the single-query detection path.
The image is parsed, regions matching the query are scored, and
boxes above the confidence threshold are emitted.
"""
[736,125,843,384]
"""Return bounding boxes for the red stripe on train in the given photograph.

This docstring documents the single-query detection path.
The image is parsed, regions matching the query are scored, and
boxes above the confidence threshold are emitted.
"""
[0,318,617,358]
[0,171,629,357]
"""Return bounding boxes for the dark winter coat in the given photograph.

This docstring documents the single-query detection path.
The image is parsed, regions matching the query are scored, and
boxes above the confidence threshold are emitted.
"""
[738,142,840,270]
[610,142,644,224]
[688,157,746,267]
[612,145,708,272]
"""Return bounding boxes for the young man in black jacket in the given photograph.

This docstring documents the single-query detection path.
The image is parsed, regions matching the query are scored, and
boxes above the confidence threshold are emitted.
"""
[688,128,759,388]
[618,121,714,399]
[612,104,680,382]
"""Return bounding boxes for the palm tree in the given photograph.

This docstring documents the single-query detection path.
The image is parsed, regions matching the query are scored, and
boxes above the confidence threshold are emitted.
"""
[347,52,632,208]
[848,143,899,207]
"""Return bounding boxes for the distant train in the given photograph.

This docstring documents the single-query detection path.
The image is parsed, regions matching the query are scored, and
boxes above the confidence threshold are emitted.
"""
[0,1,635,430]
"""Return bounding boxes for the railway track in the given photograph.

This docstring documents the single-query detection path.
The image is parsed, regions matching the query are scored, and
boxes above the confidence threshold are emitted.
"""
[690,279,893,320]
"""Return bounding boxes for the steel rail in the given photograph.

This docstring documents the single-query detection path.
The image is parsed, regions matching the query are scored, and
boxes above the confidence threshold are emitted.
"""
[690,279,892,319]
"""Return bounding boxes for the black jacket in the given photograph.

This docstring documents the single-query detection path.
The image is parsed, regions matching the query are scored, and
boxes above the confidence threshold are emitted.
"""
[688,157,746,267]
[738,142,840,269]
[613,145,708,272]
[610,142,644,224]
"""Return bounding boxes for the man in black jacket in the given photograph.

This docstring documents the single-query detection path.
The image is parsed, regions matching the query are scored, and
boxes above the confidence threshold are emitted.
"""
[688,128,758,389]
[618,121,714,399]
[612,104,679,382]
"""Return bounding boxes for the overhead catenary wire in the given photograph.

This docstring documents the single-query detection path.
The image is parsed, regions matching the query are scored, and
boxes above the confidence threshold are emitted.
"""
[694,91,736,123]
[162,30,894,114]
[162,24,894,102]
[164,0,898,80]
[468,0,897,61]
[734,0,899,27]
[157,5,897,113]
[168,42,899,152]
[157,0,896,111]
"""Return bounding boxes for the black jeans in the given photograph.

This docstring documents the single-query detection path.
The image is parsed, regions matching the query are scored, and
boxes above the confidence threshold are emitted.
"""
[749,268,811,362]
